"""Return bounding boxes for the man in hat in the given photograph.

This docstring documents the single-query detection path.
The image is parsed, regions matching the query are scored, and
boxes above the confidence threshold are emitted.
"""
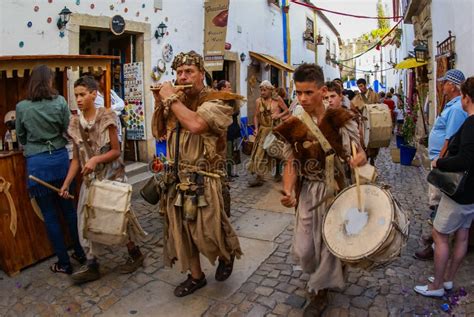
[152,51,242,297]
[247,80,288,186]
[415,69,468,260]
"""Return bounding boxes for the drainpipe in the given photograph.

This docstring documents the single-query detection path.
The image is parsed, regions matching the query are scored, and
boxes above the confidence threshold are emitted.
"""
[282,0,291,88]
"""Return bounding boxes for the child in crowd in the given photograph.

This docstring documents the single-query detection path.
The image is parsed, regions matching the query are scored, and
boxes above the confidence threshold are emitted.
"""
[59,75,145,284]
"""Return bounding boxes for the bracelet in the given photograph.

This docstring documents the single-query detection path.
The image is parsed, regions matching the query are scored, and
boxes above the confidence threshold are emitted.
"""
[164,93,180,107]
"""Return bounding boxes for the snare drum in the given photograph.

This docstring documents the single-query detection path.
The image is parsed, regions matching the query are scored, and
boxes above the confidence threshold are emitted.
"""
[322,184,409,270]
[362,104,393,149]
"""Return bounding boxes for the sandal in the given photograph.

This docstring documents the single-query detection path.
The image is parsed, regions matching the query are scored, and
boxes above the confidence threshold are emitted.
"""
[215,255,234,281]
[174,274,207,297]
[50,262,72,275]
[71,252,87,265]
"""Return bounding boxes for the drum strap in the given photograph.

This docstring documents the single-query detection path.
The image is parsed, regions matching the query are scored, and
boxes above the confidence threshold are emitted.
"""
[297,111,336,197]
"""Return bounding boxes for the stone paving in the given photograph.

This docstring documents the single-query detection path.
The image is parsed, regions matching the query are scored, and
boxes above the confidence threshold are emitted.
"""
[1,146,474,316]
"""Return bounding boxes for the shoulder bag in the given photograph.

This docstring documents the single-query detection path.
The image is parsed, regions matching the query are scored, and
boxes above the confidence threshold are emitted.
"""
[426,149,469,196]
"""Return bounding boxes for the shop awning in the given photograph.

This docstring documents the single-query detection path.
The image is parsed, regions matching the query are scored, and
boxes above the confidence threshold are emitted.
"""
[0,55,119,78]
[249,51,294,72]
[394,58,428,70]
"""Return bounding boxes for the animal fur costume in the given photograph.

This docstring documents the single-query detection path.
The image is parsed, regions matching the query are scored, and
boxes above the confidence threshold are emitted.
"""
[273,107,355,189]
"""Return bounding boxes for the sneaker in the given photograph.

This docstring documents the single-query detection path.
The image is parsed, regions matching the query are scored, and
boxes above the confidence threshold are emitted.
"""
[427,276,453,290]
[414,285,444,297]
[71,263,100,284]
[118,253,145,274]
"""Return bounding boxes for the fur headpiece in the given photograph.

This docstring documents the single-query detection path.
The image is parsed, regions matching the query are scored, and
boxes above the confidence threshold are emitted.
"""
[171,51,205,71]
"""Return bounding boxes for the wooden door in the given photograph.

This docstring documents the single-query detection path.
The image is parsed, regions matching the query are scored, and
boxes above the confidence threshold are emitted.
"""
[246,65,261,126]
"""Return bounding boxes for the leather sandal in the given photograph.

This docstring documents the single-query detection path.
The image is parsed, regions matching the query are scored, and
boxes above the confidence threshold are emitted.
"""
[174,274,207,297]
[215,256,235,281]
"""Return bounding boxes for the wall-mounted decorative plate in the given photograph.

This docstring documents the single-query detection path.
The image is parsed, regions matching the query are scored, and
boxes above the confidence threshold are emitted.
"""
[162,43,173,63]
[157,59,166,73]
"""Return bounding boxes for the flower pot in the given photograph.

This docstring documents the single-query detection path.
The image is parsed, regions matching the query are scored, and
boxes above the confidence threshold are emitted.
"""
[396,135,405,148]
[400,144,416,166]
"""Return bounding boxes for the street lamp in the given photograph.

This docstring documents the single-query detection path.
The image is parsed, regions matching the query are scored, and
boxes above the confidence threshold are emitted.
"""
[414,41,429,63]
[154,22,168,39]
[240,52,246,62]
[57,6,72,30]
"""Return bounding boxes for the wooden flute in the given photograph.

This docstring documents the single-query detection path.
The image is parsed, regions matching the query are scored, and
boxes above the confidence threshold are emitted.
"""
[150,84,193,91]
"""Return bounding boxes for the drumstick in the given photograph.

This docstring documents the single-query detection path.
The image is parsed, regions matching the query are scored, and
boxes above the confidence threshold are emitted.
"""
[351,142,363,213]
[28,175,74,199]
[150,84,193,91]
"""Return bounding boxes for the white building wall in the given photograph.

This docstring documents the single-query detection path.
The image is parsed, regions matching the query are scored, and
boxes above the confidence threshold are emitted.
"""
[431,0,474,112]
[396,22,415,100]
[431,0,474,78]
[315,18,340,80]
[227,0,284,118]
[288,5,340,80]
[288,4,316,67]
[0,0,204,58]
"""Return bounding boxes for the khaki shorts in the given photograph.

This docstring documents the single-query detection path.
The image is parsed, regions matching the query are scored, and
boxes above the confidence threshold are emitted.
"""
[433,193,474,234]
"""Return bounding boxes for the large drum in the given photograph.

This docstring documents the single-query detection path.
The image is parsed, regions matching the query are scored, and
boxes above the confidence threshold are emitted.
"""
[322,184,409,270]
[362,104,392,149]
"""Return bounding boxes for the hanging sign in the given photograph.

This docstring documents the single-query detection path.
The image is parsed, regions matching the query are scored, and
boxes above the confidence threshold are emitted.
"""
[110,15,126,35]
[203,0,229,72]
[124,62,146,140]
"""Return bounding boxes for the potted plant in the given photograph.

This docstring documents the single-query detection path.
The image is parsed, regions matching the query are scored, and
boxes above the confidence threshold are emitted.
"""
[400,112,417,165]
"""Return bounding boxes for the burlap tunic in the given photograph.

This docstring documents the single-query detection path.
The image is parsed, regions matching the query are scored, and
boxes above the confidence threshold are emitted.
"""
[248,99,274,175]
[68,108,145,259]
[162,92,242,272]
[289,119,361,294]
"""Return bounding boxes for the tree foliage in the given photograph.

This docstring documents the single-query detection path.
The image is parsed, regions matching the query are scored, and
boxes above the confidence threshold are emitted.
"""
[358,0,390,43]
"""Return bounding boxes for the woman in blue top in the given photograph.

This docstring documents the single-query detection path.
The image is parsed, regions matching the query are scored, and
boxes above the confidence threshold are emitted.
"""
[16,65,85,274]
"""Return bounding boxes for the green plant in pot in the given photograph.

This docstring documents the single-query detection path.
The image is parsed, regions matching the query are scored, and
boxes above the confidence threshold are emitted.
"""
[401,114,416,146]
[400,113,417,165]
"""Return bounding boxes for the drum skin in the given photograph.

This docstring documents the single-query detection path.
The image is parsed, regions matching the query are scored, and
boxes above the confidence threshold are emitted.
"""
[363,104,393,149]
[323,184,409,270]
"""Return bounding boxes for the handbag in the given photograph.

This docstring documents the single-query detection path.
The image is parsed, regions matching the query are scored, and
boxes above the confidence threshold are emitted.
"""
[427,168,468,196]
[427,146,469,196]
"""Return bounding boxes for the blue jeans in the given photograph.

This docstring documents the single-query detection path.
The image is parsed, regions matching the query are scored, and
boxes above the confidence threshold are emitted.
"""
[35,193,85,267]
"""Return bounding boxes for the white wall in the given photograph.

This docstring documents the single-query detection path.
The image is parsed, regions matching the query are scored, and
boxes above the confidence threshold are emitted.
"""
[288,4,316,66]
[0,0,204,80]
[431,0,474,78]
[288,4,340,81]
[227,0,284,117]
[315,16,340,80]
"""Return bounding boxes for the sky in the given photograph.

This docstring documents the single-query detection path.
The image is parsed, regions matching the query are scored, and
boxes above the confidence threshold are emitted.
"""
[311,0,394,40]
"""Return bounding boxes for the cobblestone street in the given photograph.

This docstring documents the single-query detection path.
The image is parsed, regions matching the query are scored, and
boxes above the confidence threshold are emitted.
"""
[1,146,474,316]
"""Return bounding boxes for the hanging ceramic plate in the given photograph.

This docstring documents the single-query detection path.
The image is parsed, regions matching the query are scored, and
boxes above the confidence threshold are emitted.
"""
[157,59,166,73]
[162,43,173,63]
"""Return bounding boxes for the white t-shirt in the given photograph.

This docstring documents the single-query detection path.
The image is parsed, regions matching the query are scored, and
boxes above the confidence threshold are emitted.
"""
[94,90,125,142]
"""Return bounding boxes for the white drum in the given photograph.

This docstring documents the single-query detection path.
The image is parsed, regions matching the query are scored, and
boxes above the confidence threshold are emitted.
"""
[323,184,409,270]
[362,104,393,149]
